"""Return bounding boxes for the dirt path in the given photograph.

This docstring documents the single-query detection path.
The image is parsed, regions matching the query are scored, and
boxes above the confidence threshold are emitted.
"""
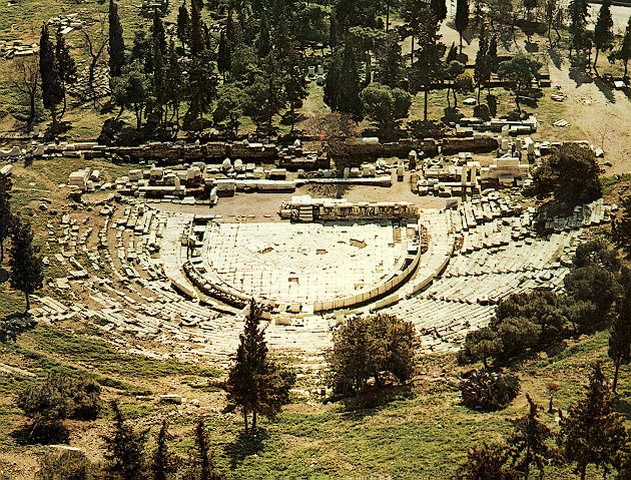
[547,57,631,175]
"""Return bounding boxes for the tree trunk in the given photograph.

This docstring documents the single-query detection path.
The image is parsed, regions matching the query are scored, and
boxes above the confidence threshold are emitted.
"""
[243,409,249,433]
[613,360,621,393]
[625,59,629,78]
[580,463,587,480]
[385,1,390,32]
[453,87,458,108]
[252,411,257,431]
[594,48,600,72]
[25,292,30,312]
[28,93,36,125]
[459,33,463,55]
[0,238,4,263]
[446,86,451,108]
[410,36,415,67]
[424,85,429,121]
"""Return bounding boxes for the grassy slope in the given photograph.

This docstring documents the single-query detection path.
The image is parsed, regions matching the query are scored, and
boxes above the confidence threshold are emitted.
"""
[0,324,623,479]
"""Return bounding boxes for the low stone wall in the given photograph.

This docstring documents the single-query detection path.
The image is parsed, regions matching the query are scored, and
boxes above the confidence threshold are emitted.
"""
[313,249,422,312]
[442,137,499,154]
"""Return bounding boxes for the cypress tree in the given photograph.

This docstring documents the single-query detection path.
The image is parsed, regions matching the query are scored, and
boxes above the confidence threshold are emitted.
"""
[455,0,469,54]
[507,395,554,479]
[613,193,631,254]
[152,419,177,480]
[8,217,43,312]
[217,30,231,80]
[39,23,63,125]
[430,0,447,21]
[225,299,296,432]
[619,16,631,77]
[176,1,190,46]
[568,0,591,56]
[103,401,147,480]
[151,9,167,55]
[256,15,271,59]
[0,172,13,263]
[609,279,631,393]
[189,0,204,56]
[593,0,614,69]
[558,363,627,480]
[474,36,490,100]
[152,42,166,126]
[165,41,183,127]
[54,28,76,119]
[108,0,126,79]
[187,419,223,480]
[324,45,363,120]
[375,31,404,88]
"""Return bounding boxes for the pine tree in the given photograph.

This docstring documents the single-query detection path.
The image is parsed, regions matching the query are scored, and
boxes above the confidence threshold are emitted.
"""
[8,218,43,312]
[103,401,147,480]
[225,299,296,433]
[455,0,469,54]
[39,23,64,125]
[0,172,14,263]
[507,395,554,479]
[108,0,126,79]
[430,0,447,21]
[593,0,614,70]
[558,363,627,480]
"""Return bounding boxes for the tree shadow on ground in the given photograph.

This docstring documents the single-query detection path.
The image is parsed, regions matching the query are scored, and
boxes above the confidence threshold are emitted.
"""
[613,398,631,421]
[547,47,564,69]
[11,421,69,446]
[568,57,595,87]
[224,428,269,469]
[307,183,351,199]
[339,384,415,421]
[594,76,616,103]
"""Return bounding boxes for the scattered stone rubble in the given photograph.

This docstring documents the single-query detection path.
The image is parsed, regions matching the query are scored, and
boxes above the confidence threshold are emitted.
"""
[0,40,39,59]
[48,13,84,35]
